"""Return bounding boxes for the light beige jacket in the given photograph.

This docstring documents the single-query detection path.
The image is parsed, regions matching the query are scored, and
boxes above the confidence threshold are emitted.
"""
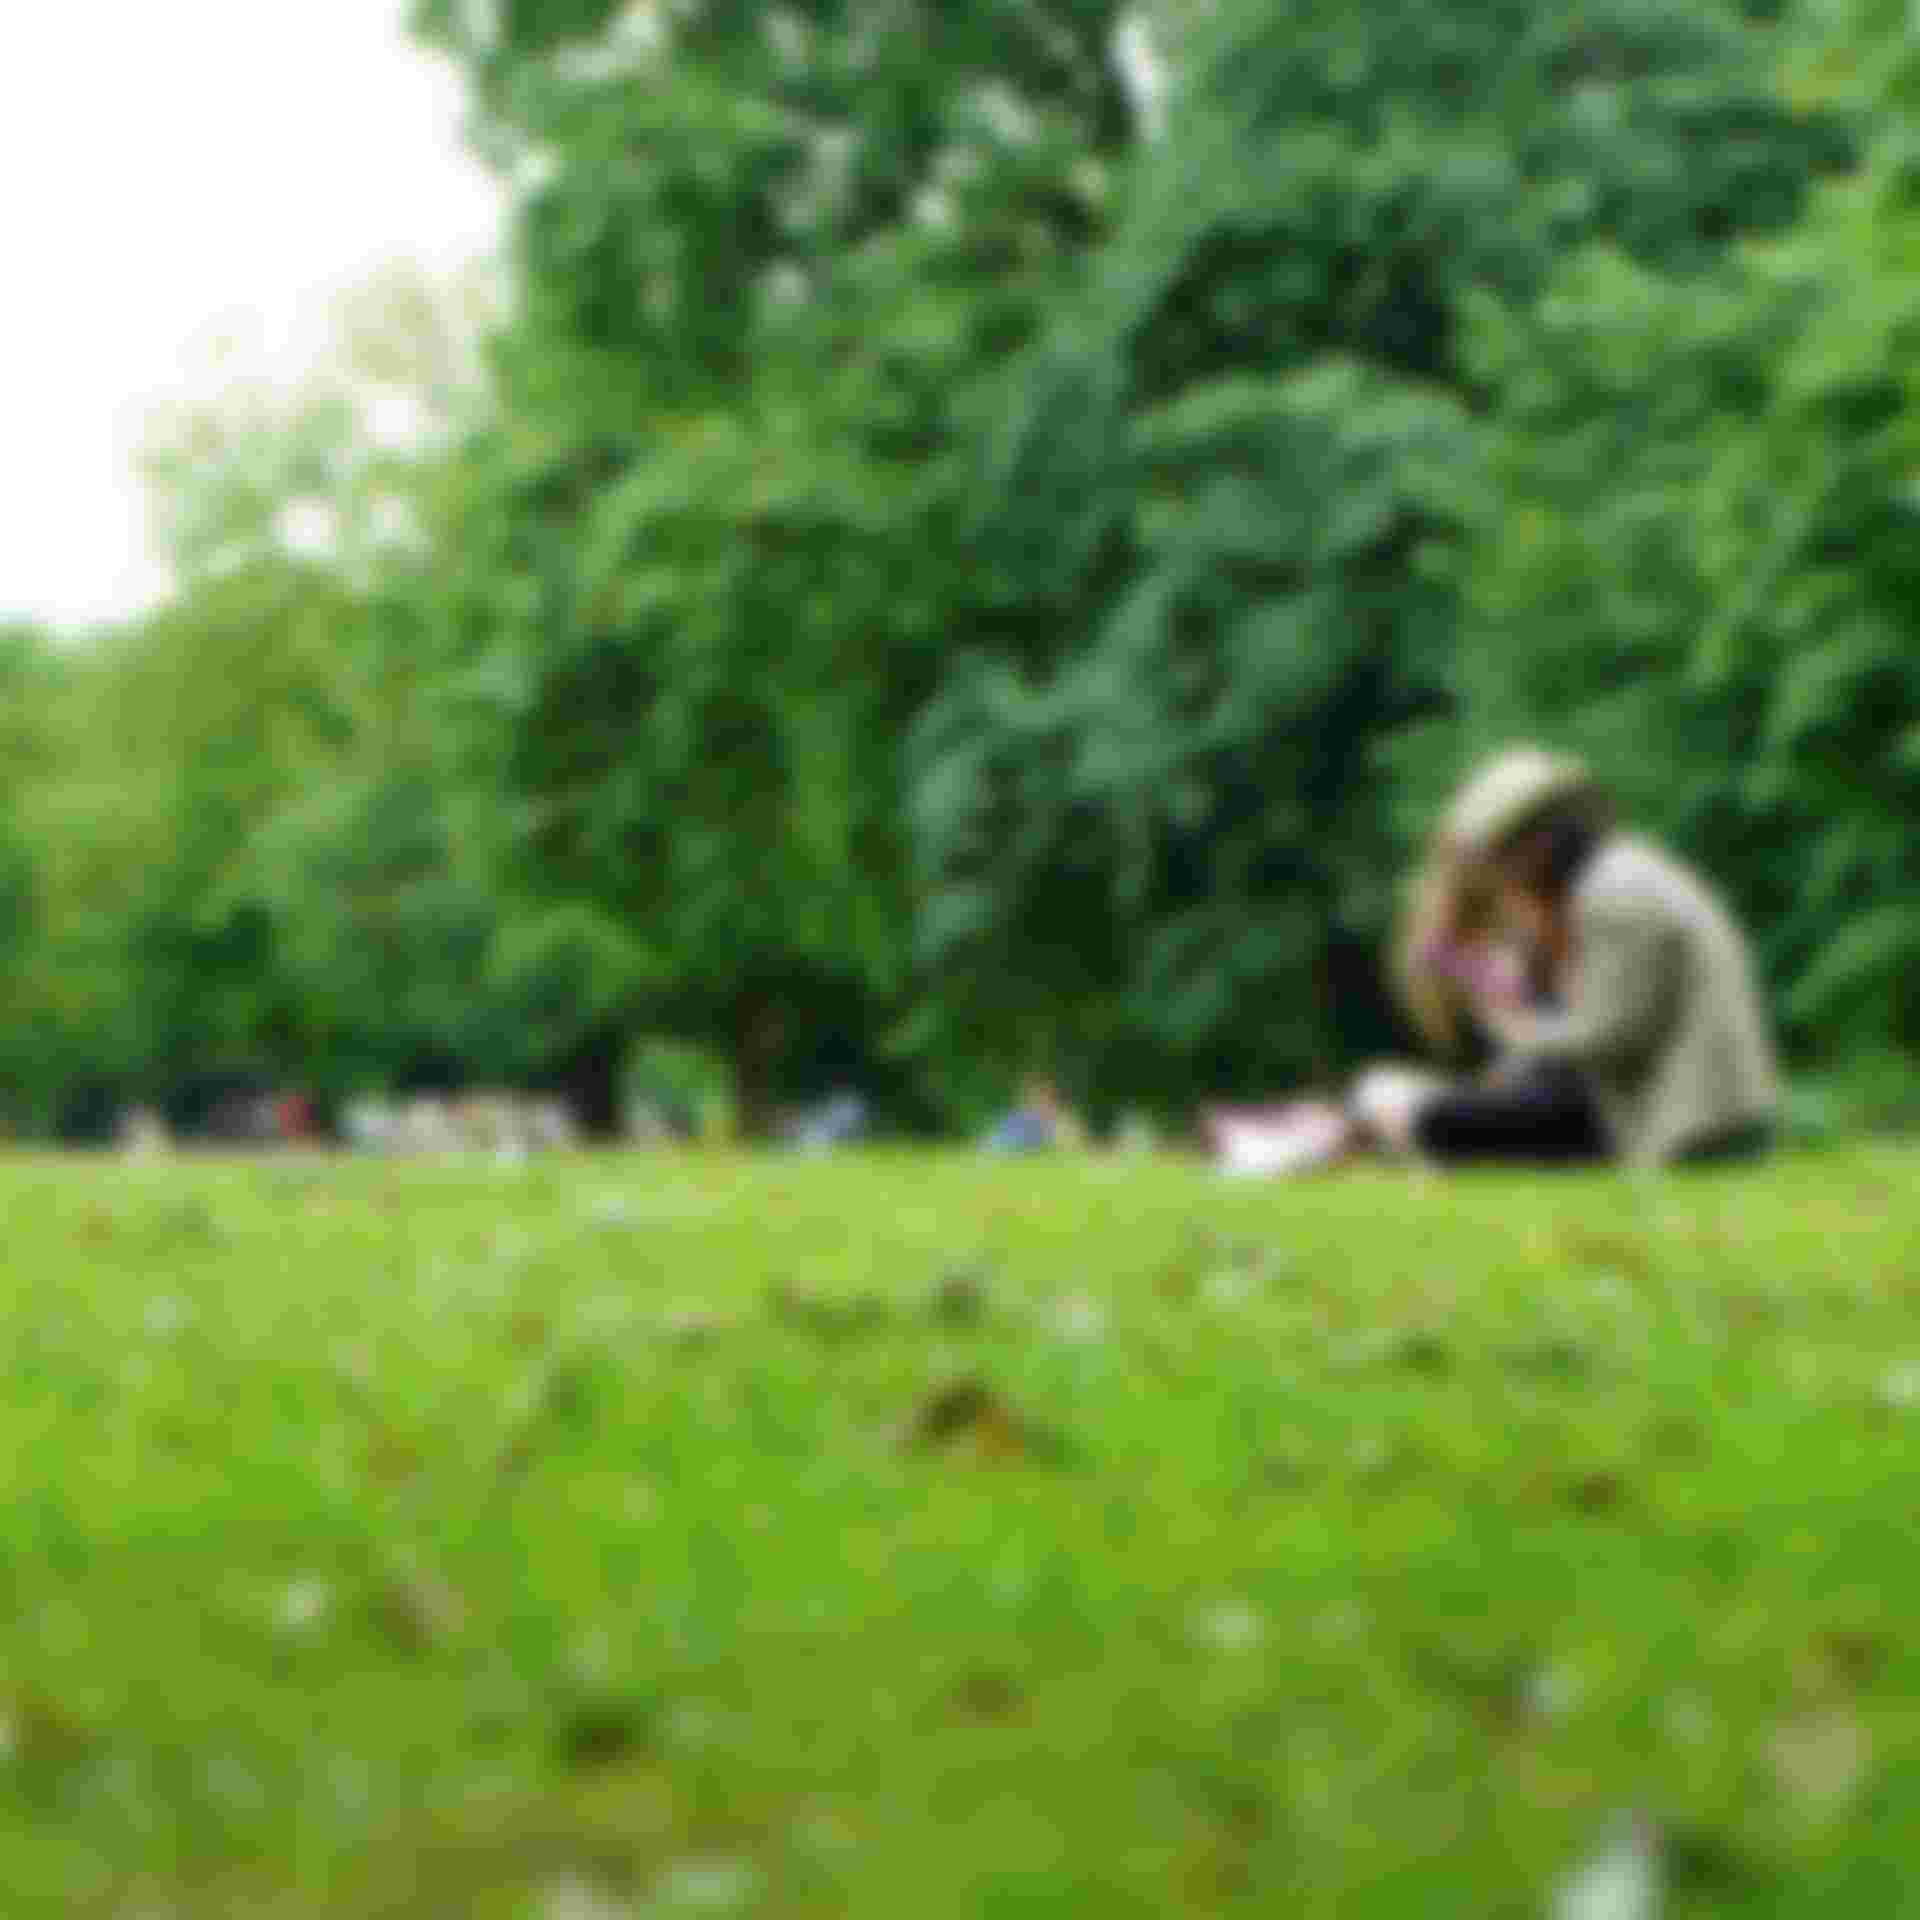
[1488,835,1780,1167]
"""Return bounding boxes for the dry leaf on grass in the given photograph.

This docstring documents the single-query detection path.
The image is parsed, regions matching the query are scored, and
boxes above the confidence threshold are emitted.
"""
[926,1266,991,1327]
[766,1283,890,1341]
[900,1377,1063,1465]
[1768,1707,1871,1815]
[361,1429,424,1486]
[367,1568,469,1654]
[509,1309,552,1350]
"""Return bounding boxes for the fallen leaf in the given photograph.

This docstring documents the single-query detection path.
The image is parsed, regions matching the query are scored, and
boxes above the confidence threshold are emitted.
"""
[362,1429,424,1486]
[906,1378,997,1449]
[767,1283,889,1341]
[1408,1641,1533,1733]
[509,1310,552,1351]
[1645,1415,1707,1463]
[539,1356,597,1422]
[1155,1256,1199,1303]
[950,1666,1025,1722]
[1816,1629,1886,1689]
[1555,1228,1652,1280]
[1393,1329,1452,1377]
[657,1307,726,1349]
[367,1569,468,1654]
[539,1872,634,1920]
[901,1377,1063,1465]
[1661,1823,1768,1899]
[555,1696,655,1775]
[1565,1470,1628,1516]
[1260,1451,1315,1491]
[0,1689,102,1781]
[926,1266,990,1327]
[1768,1707,1871,1815]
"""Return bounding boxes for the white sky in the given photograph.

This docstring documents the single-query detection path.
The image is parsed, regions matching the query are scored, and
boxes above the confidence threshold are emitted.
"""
[0,1,504,632]
[0,6,1170,634]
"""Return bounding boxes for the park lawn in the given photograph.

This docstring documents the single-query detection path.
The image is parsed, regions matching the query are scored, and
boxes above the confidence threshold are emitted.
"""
[0,1147,1915,1916]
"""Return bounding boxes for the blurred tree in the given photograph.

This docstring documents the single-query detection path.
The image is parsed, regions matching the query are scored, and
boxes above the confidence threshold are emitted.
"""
[0,577,351,1130]
[0,626,90,1128]
[1449,0,1920,1060]
[910,0,1851,1099]
[137,262,494,591]
[411,0,1141,1130]
[63,268,531,1111]
[6,3,1892,1135]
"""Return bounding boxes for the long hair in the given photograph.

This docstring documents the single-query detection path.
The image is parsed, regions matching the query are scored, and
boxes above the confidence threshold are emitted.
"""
[1392,839,1502,1061]
[1512,790,1616,900]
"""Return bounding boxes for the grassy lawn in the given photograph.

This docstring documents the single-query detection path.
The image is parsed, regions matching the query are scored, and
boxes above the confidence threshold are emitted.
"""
[2,1145,1916,1916]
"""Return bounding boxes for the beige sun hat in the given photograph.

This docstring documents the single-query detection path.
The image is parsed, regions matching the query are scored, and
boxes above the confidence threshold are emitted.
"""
[1443,746,1596,854]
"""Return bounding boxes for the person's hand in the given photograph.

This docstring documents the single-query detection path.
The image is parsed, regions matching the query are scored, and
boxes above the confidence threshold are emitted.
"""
[1420,937,1528,1010]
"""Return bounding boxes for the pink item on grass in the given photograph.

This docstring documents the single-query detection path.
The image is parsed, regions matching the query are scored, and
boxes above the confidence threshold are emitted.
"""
[1201,1100,1354,1179]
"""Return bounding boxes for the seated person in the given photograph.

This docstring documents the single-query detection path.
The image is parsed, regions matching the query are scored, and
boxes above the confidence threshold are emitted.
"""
[1356,822,1606,1166]
[1404,748,1780,1170]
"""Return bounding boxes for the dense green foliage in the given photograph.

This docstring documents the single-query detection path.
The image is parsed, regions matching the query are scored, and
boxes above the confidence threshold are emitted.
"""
[1449,6,1920,1059]
[5,1148,1920,1913]
[401,0,1143,1131]
[908,0,1850,1101]
[0,0,1912,1125]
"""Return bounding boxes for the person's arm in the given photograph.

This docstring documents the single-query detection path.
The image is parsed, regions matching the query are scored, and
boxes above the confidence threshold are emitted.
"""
[1481,903,1680,1071]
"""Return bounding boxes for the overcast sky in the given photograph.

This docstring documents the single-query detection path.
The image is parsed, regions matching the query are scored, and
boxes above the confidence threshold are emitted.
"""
[1,1,504,631]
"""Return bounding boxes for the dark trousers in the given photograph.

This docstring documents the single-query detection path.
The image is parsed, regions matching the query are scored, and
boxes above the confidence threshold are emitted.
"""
[1412,1062,1608,1167]
[1413,1066,1776,1170]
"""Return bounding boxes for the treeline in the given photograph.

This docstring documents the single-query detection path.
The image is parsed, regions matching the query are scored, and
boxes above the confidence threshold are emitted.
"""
[5,0,1914,1136]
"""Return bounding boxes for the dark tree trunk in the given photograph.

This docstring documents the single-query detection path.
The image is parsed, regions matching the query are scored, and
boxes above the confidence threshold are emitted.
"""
[730,991,788,1143]
[553,1023,625,1141]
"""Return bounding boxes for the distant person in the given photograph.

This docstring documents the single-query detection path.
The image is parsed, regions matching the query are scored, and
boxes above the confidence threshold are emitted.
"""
[275,1091,316,1144]
[1404,748,1781,1169]
[529,1096,581,1151]
[342,1096,399,1154]
[783,1090,871,1154]
[117,1105,174,1160]
[985,1076,1085,1154]
[399,1094,460,1156]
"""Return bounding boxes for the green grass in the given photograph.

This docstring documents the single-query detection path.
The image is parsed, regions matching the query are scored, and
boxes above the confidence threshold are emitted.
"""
[3,1145,1918,1916]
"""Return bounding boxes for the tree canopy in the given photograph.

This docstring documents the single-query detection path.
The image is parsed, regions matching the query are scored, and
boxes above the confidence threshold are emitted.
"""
[0,0,1911,1134]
